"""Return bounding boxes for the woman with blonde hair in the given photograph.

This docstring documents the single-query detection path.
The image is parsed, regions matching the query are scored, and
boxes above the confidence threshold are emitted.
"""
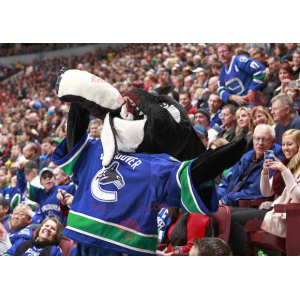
[249,105,275,134]
[228,129,300,255]
[260,129,300,238]
[235,106,253,152]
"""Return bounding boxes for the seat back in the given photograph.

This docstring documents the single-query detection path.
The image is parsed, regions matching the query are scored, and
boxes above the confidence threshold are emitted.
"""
[59,237,76,256]
[212,205,231,243]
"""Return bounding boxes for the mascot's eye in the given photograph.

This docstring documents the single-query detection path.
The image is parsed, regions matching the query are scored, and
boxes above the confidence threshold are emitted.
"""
[159,102,169,109]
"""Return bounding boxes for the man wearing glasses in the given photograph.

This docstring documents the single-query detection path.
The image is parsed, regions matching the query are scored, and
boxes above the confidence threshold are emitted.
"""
[217,43,266,107]
[271,93,300,145]
[218,124,283,206]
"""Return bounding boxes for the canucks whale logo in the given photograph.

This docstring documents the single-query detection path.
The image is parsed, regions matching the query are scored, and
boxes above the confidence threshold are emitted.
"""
[91,162,125,202]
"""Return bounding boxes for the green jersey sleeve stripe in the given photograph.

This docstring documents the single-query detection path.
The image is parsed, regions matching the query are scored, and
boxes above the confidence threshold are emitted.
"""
[58,136,89,176]
[177,161,204,214]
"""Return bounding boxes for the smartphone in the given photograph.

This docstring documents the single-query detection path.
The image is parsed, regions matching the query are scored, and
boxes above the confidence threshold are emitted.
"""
[265,150,274,160]
[287,81,299,88]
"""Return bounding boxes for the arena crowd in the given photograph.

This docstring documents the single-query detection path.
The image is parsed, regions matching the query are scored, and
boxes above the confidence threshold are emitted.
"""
[0,43,300,256]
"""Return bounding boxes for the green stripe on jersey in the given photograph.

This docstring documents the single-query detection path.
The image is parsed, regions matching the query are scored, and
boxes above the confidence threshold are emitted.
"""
[29,184,35,201]
[177,161,204,214]
[67,212,158,254]
[60,151,82,176]
[11,194,20,209]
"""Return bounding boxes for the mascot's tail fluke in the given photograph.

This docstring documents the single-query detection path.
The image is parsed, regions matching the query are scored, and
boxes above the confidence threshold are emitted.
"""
[191,137,248,187]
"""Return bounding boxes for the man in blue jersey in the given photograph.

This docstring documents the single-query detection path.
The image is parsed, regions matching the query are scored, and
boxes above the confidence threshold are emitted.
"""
[217,43,267,107]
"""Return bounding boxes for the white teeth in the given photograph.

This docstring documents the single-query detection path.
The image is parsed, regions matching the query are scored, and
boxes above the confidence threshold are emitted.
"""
[139,111,144,116]
[144,114,148,119]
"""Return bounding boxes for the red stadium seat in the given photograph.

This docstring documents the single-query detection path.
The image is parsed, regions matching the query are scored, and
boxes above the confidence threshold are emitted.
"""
[211,205,231,243]
[59,237,76,256]
[246,203,300,256]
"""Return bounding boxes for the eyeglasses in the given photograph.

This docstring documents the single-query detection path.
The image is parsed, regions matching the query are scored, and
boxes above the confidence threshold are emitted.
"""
[253,137,272,143]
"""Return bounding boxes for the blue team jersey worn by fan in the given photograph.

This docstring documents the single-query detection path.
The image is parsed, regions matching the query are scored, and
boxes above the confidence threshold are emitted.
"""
[52,133,218,256]
[5,238,62,256]
[16,168,76,224]
[9,225,33,246]
[0,184,23,209]
[217,55,266,104]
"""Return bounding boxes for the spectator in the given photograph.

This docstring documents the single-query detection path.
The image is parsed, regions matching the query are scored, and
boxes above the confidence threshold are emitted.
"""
[155,72,173,95]
[263,55,282,103]
[8,204,34,247]
[0,223,11,255]
[271,93,300,145]
[17,163,76,224]
[53,167,73,186]
[251,48,266,67]
[193,125,209,148]
[5,217,63,256]
[189,237,233,256]
[197,76,218,108]
[0,197,12,233]
[218,124,283,206]
[4,143,24,168]
[217,43,266,107]
[217,104,238,142]
[275,43,288,61]
[285,43,298,62]
[88,119,101,139]
[274,62,294,96]
[260,129,300,237]
[0,166,22,205]
[50,137,62,154]
[292,50,300,80]
[229,128,300,255]
[207,93,222,128]
[286,86,300,109]
[235,107,253,151]
[179,91,196,115]
[39,137,53,170]
[23,142,40,168]
[249,106,275,134]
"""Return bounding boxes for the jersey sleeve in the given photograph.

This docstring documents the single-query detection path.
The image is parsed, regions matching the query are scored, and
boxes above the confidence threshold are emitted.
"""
[51,133,91,182]
[17,169,27,194]
[155,157,219,215]
[236,56,266,91]
[14,227,33,242]
[217,69,231,103]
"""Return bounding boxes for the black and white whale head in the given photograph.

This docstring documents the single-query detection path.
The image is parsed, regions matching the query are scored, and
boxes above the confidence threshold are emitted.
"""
[56,69,205,167]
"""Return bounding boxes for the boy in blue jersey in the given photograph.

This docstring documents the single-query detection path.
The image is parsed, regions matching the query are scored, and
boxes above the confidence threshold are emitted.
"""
[217,43,267,108]
[16,160,76,225]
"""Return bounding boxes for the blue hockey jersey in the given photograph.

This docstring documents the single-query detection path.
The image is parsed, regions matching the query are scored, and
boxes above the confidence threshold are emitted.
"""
[9,225,33,246]
[52,133,218,256]
[217,55,266,104]
[16,168,76,224]
[0,184,22,209]
[5,238,62,256]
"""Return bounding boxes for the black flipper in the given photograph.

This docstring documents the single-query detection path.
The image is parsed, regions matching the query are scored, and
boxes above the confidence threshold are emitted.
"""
[66,103,90,153]
[191,137,248,187]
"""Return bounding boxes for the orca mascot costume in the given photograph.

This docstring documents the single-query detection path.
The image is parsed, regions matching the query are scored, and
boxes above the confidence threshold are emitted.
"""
[52,68,247,255]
